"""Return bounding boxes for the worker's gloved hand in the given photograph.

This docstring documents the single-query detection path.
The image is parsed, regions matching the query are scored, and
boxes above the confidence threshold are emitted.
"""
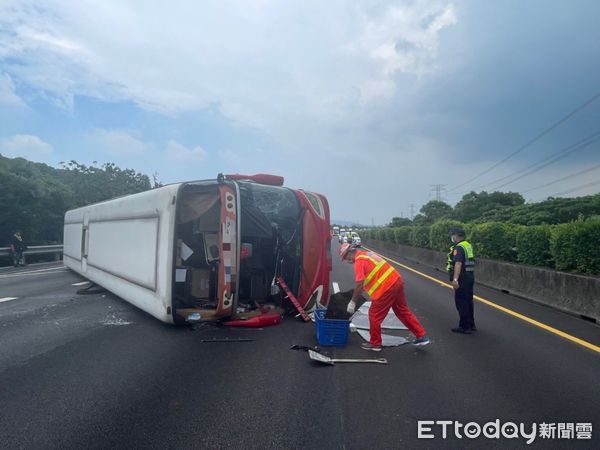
[346,300,356,314]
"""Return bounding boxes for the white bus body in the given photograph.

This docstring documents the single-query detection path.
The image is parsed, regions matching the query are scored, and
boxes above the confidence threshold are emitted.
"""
[63,175,331,324]
[64,184,181,323]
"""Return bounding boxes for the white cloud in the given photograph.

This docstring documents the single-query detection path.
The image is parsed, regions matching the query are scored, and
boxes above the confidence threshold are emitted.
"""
[166,140,207,162]
[0,0,462,223]
[0,73,27,108]
[352,2,457,102]
[0,1,457,120]
[0,134,53,160]
[89,129,150,155]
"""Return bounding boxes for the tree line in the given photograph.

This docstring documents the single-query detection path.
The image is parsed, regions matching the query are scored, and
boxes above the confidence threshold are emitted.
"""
[390,191,600,227]
[0,155,157,247]
[365,192,600,275]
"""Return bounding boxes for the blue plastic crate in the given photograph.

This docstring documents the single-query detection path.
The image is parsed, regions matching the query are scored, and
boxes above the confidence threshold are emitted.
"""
[315,309,350,347]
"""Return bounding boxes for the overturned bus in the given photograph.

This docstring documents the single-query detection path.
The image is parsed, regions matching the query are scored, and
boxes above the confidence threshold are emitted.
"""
[63,174,331,324]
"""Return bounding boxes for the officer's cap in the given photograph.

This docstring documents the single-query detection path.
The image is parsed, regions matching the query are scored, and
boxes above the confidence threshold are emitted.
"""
[450,227,466,237]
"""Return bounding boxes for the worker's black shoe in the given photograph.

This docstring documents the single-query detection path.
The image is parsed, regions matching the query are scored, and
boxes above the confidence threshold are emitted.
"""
[361,343,382,352]
[470,326,478,332]
[451,327,472,334]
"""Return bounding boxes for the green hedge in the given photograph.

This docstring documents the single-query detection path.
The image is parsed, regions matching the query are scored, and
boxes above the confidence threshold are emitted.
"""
[363,218,600,275]
[551,219,600,275]
[409,225,430,248]
[516,225,553,267]
[471,222,520,262]
[384,227,396,242]
[394,226,412,245]
[430,220,465,251]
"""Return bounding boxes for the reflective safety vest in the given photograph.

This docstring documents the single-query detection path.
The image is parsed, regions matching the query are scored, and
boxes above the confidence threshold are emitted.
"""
[355,251,401,300]
[446,244,456,272]
[448,240,475,273]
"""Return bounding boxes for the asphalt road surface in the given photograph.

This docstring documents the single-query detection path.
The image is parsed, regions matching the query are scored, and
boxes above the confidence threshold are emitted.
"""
[1,243,599,449]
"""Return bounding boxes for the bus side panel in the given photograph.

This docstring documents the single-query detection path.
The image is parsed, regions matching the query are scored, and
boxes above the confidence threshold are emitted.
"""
[63,222,83,262]
[87,217,159,291]
[295,190,331,310]
[63,185,179,323]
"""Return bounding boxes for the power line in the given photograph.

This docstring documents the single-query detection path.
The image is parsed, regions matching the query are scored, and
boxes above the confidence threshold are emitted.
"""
[522,163,600,194]
[467,130,600,192]
[448,91,600,193]
[549,180,600,197]
[454,131,600,195]
[493,135,600,190]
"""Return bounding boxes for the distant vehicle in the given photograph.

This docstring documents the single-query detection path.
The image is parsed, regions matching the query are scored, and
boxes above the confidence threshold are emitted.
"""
[338,229,347,243]
[332,226,340,236]
[350,232,361,245]
[63,173,332,324]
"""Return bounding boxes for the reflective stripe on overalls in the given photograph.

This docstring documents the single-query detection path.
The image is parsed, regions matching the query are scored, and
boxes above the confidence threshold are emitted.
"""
[355,251,401,300]
[456,241,475,272]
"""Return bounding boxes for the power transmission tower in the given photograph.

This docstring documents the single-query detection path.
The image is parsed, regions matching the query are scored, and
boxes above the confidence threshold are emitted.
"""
[409,204,416,219]
[430,184,447,202]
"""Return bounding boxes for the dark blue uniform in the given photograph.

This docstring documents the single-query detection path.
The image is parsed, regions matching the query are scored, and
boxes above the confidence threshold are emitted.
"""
[452,245,475,331]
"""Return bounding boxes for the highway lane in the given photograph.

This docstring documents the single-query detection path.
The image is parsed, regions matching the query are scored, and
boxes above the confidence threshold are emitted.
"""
[0,246,599,449]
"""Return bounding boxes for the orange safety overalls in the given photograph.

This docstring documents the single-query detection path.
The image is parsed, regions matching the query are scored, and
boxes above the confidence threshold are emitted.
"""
[355,250,426,345]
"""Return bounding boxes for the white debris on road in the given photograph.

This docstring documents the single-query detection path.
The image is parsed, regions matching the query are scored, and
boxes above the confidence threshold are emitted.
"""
[102,313,132,326]
[357,329,408,347]
[352,303,408,330]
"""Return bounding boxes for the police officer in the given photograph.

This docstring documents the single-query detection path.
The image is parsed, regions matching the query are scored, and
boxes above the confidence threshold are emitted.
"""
[447,228,476,334]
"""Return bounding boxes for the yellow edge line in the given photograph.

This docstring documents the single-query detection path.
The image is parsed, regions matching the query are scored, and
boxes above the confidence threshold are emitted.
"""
[364,247,600,354]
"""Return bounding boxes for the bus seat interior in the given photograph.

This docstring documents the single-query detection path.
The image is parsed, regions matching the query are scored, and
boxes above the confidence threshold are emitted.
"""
[174,187,221,315]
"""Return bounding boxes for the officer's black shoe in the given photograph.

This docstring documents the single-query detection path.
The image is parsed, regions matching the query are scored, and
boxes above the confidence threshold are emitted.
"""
[470,326,477,332]
[451,327,472,334]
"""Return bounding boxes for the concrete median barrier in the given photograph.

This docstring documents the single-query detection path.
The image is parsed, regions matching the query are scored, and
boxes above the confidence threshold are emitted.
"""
[364,238,600,322]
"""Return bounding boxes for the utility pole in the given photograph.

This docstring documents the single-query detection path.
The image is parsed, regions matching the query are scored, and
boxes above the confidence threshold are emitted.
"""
[409,204,416,220]
[430,184,447,202]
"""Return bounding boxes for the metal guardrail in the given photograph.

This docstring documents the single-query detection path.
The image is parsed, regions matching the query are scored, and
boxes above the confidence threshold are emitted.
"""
[0,245,63,259]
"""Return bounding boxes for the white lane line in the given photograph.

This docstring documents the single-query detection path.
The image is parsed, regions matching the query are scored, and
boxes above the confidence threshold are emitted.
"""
[0,297,19,303]
[72,281,90,286]
[332,282,340,294]
[16,266,66,275]
[0,267,67,279]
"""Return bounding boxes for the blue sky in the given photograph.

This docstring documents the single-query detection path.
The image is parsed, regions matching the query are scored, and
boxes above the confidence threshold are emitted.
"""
[1,0,599,225]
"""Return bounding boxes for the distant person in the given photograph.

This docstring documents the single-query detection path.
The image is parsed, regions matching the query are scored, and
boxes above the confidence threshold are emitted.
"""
[447,228,476,334]
[340,243,430,351]
[10,229,27,267]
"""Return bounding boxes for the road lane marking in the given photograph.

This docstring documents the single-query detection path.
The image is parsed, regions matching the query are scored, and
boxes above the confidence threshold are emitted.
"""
[0,267,67,279]
[332,282,340,294]
[15,266,65,274]
[72,281,90,286]
[364,246,600,354]
[0,297,18,303]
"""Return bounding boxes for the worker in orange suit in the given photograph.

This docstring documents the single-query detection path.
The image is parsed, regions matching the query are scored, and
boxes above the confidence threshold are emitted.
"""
[340,243,430,351]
